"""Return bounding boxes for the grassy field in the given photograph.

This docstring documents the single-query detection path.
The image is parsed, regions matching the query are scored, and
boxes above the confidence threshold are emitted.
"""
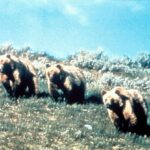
[0,84,150,150]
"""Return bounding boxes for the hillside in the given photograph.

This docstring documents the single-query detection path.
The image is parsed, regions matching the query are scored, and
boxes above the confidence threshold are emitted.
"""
[0,44,150,149]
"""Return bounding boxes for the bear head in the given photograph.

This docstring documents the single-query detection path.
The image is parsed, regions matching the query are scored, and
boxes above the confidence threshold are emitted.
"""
[46,64,66,85]
[102,86,131,111]
[0,54,16,75]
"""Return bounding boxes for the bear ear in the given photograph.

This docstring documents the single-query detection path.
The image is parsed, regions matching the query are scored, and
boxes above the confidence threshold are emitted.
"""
[46,64,50,68]
[101,90,107,96]
[6,54,11,59]
[115,87,130,100]
[56,64,63,70]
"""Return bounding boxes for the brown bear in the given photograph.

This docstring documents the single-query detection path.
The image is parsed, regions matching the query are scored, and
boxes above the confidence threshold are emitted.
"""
[102,86,148,134]
[0,54,38,98]
[45,64,86,104]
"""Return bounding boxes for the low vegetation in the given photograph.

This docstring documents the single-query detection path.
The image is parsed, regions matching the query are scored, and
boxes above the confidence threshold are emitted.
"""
[0,90,150,150]
[0,44,150,149]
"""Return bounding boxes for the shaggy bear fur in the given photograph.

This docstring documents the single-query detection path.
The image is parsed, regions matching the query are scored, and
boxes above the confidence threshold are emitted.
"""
[0,54,38,98]
[45,64,86,104]
[102,86,148,134]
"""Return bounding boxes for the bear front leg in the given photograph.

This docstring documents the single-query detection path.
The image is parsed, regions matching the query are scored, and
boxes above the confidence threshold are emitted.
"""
[28,76,38,96]
[64,77,72,92]
[49,82,61,101]
[2,80,13,97]
[108,110,126,132]
[123,100,137,128]
[12,70,23,97]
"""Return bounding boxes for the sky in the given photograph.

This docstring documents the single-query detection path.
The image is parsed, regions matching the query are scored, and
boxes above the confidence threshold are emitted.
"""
[0,0,150,58]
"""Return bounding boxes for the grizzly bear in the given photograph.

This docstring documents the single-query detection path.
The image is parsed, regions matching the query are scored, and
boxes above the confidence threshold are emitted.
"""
[102,86,148,134]
[0,54,38,98]
[45,64,86,104]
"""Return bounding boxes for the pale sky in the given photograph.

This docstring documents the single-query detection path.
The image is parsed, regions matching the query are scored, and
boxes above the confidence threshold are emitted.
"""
[0,0,150,58]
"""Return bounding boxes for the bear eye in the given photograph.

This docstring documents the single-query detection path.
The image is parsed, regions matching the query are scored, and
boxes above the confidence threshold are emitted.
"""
[104,98,108,103]
[111,98,115,102]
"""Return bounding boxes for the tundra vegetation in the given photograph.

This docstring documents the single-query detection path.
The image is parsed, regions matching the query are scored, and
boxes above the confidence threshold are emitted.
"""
[0,44,150,150]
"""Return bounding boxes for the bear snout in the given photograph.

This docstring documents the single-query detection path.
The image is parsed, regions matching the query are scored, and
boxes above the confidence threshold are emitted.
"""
[106,103,112,109]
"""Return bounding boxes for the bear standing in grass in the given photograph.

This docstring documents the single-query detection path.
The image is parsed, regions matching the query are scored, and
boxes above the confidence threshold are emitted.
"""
[45,64,86,104]
[0,54,38,98]
[102,86,148,134]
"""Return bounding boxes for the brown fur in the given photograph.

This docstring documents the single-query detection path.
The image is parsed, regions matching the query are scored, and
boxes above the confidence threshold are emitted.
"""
[102,86,148,133]
[0,73,7,82]
[0,54,38,98]
[45,64,86,104]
